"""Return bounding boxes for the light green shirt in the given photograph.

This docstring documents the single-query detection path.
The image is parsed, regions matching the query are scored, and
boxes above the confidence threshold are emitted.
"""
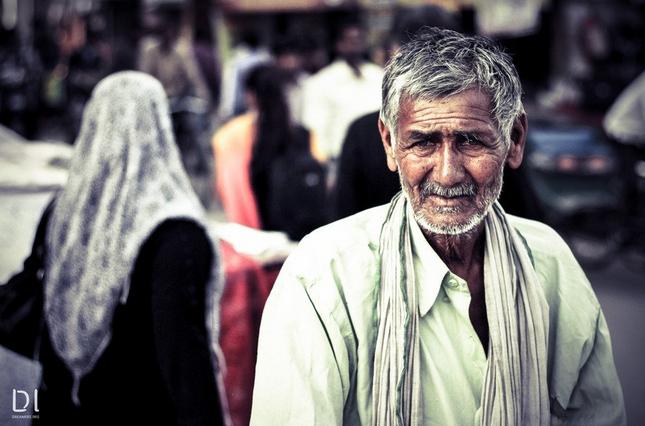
[250,205,626,426]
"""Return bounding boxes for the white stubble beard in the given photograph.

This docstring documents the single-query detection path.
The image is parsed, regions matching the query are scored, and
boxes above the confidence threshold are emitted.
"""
[398,162,505,236]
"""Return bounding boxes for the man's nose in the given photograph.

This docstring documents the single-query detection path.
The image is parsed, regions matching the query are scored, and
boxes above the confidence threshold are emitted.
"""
[433,144,466,187]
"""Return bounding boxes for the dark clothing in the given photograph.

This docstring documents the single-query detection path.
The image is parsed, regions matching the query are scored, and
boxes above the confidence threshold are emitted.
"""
[332,111,400,221]
[0,31,42,139]
[36,220,224,426]
[609,138,645,217]
[498,163,546,222]
[193,41,221,106]
[332,110,545,222]
[252,124,328,241]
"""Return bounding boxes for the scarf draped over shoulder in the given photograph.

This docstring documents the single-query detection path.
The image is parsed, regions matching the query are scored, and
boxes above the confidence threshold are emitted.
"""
[372,192,550,426]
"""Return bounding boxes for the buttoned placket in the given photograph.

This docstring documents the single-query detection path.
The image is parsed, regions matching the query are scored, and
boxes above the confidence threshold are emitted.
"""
[408,207,488,373]
[441,273,487,371]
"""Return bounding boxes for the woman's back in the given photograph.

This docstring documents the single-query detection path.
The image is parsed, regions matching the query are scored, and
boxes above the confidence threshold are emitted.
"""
[37,220,223,425]
[39,71,229,425]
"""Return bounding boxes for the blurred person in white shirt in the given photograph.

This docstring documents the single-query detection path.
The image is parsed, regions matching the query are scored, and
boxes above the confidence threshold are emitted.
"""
[302,19,383,187]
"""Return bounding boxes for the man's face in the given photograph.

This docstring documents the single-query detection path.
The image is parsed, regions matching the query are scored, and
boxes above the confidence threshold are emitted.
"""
[337,27,366,59]
[276,52,302,79]
[380,89,524,235]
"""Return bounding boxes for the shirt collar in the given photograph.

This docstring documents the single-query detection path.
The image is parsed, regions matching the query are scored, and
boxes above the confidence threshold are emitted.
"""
[407,203,450,317]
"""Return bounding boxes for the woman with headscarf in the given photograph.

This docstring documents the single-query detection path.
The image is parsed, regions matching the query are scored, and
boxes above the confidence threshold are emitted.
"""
[35,71,230,426]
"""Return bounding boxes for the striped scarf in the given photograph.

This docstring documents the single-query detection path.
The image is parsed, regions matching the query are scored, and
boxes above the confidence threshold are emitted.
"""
[372,192,550,425]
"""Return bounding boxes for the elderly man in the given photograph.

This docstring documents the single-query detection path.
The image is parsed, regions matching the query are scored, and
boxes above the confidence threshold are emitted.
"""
[250,28,625,426]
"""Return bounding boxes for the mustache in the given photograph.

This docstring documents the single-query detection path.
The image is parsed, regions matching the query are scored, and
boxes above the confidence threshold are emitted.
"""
[419,180,478,198]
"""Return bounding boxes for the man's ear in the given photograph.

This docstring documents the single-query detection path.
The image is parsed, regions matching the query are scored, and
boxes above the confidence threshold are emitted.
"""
[379,118,398,172]
[506,113,527,169]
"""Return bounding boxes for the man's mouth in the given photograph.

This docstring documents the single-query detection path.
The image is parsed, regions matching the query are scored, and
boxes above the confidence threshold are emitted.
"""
[420,180,477,201]
[428,193,469,206]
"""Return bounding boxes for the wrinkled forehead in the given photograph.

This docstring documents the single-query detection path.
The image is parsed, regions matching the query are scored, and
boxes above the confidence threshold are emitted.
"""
[398,88,495,121]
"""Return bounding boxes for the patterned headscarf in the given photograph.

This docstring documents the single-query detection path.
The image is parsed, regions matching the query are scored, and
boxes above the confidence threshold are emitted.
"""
[44,71,224,404]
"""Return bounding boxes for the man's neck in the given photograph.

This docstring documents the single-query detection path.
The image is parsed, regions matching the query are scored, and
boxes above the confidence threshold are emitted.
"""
[425,225,489,353]
[343,56,364,77]
[424,224,485,280]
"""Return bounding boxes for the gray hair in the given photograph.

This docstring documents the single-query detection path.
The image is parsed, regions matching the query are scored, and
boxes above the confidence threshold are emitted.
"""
[380,27,524,146]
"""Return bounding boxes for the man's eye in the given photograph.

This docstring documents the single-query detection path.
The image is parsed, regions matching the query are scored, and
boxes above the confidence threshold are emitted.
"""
[459,135,483,146]
[411,138,437,148]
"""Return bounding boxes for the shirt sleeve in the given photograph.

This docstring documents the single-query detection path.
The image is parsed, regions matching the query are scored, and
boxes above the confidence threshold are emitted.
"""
[512,216,626,425]
[250,264,347,426]
[564,309,627,426]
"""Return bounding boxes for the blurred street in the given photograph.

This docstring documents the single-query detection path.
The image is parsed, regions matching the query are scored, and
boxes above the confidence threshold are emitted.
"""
[586,261,645,425]
[0,125,70,283]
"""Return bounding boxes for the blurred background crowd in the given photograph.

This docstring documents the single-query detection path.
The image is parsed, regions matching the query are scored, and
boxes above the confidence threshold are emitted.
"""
[0,0,644,241]
[1,0,643,135]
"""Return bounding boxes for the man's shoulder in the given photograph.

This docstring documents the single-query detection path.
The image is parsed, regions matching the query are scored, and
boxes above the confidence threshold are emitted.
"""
[305,204,388,248]
[508,215,575,268]
[309,60,357,82]
[343,110,381,148]
[351,110,381,129]
[305,61,341,88]
[508,215,565,250]
[360,62,385,78]
[282,205,388,276]
[509,215,601,310]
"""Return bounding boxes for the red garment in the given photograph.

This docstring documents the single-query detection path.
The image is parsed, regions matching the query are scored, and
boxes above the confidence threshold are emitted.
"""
[219,241,280,426]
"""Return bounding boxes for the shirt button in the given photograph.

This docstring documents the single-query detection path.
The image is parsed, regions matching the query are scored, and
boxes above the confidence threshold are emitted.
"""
[442,296,451,303]
[448,279,459,288]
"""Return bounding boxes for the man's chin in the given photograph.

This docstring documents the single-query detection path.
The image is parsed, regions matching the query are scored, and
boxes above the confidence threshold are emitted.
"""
[415,211,484,236]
